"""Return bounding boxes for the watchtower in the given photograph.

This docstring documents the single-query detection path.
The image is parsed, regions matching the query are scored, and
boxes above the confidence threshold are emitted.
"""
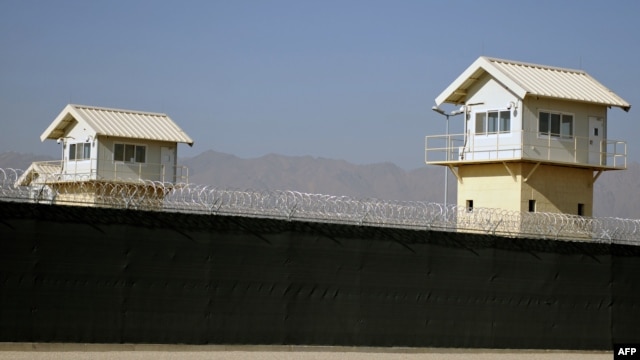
[16,104,194,206]
[425,57,630,216]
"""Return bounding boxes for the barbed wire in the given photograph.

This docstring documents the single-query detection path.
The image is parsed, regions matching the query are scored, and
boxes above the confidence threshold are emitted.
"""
[1,167,639,245]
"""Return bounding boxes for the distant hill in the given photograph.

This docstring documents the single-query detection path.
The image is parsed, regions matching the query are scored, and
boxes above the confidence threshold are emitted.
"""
[180,150,640,218]
[593,161,640,219]
[0,152,54,170]
[2,150,638,219]
[181,150,450,203]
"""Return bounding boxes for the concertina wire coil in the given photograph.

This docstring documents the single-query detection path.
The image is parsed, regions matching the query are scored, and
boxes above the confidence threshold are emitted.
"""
[1,167,639,245]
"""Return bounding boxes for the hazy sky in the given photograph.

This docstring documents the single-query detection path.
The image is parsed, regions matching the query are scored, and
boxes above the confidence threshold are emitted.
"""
[1,0,639,169]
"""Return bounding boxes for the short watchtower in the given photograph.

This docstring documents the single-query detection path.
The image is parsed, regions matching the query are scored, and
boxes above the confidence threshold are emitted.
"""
[16,104,194,206]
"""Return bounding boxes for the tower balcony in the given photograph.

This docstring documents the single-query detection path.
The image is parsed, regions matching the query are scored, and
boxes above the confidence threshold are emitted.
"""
[425,130,627,170]
[15,160,190,186]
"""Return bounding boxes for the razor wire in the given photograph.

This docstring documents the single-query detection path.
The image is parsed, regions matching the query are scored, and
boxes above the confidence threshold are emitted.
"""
[1,167,640,245]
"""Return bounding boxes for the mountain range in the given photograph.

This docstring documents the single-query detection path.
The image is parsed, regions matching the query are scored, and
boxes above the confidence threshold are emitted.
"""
[1,150,638,219]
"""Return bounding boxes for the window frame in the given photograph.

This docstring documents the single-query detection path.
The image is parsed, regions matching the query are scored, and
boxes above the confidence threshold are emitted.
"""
[538,110,574,140]
[474,109,511,135]
[68,142,91,161]
[113,143,147,164]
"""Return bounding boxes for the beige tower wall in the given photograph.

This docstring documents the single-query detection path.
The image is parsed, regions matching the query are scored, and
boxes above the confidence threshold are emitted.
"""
[521,163,594,216]
[456,163,523,212]
[49,182,166,209]
[51,182,99,206]
[96,136,176,182]
[456,163,594,216]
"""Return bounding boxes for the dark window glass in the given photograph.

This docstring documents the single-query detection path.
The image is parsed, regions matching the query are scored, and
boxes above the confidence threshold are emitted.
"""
[124,144,135,162]
[550,113,561,136]
[69,144,76,160]
[114,144,124,161]
[539,112,550,135]
[84,143,91,159]
[500,111,510,132]
[487,111,499,133]
[561,115,573,139]
[475,113,486,134]
[135,146,146,163]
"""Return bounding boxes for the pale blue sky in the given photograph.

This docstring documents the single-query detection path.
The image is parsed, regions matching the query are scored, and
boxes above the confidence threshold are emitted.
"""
[1,0,639,169]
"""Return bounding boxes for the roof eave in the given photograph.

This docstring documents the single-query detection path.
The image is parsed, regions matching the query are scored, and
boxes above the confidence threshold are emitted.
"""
[435,56,527,107]
[523,93,632,112]
[435,57,488,106]
[39,104,74,142]
[39,104,97,142]
[92,132,195,146]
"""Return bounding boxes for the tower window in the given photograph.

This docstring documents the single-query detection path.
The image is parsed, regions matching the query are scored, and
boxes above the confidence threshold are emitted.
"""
[466,200,474,212]
[69,143,91,161]
[475,110,511,134]
[114,143,147,163]
[539,111,573,139]
[528,200,536,213]
[578,203,585,216]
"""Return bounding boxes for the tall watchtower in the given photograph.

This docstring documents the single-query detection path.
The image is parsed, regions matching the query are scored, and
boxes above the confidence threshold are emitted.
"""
[425,57,631,216]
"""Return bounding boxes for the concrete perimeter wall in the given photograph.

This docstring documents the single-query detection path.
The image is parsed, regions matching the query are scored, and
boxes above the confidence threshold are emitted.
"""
[1,201,639,350]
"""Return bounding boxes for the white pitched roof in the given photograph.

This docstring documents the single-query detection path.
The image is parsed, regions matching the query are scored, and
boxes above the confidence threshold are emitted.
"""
[40,104,194,145]
[14,161,62,186]
[435,56,631,112]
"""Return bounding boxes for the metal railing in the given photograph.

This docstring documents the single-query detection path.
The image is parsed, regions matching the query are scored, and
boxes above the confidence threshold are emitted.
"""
[17,160,189,184]
[425,130,627,169]
[1,167,639,245]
